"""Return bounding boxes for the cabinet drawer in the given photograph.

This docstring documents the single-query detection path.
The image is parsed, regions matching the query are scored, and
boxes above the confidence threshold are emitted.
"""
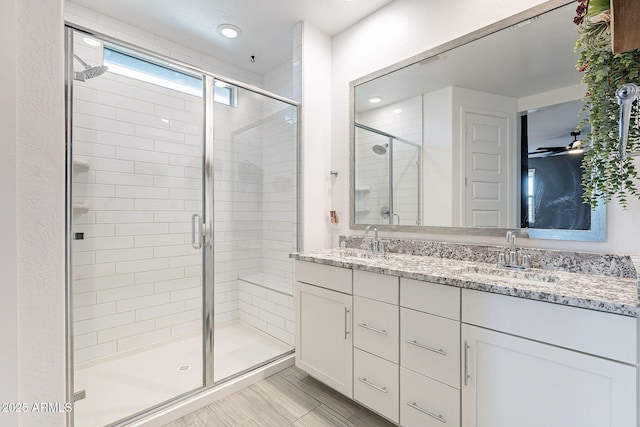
[295,260,352,294]
[401,278,460,320]
[354,270,399,304]
[354,296,399,363]
[401,367,460,427]
[354,348,399,423]
[401,308,460,387]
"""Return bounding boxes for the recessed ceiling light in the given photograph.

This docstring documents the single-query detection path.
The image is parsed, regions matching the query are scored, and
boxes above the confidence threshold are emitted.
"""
[369,96,382,104]
[83,37,101,47]
[393,109,402,113]
[218,24,242,39]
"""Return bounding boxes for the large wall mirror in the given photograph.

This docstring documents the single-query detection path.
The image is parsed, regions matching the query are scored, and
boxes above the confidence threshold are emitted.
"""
[350,0,605,241]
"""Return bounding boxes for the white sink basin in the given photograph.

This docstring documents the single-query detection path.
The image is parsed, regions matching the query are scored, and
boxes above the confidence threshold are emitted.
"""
[457,265,559,287]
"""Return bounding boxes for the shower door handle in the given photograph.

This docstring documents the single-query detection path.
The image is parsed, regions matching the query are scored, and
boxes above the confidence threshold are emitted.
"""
[191,213,203,249]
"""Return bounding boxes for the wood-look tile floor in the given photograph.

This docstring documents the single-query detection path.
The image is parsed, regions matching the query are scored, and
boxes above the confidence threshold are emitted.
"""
[163,366,396,427]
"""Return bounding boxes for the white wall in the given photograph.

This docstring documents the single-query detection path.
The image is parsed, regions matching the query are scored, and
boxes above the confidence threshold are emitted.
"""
[331,0,640,254]
[301,22,333,250]
[13,0,68,426]
[1,0,19,425]
[423,87,454,226]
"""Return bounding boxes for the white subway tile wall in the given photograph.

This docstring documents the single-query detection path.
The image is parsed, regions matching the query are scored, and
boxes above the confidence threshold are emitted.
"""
[355,97,422,225]
[71,48,205,364]
[68,7,298,364]
[238,280,295,346]
[213,85,297,328]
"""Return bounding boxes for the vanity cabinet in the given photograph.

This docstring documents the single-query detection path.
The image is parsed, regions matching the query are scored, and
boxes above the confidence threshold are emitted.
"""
[295,261,353,397]
[295,257,638,427]
[461,289,637,427]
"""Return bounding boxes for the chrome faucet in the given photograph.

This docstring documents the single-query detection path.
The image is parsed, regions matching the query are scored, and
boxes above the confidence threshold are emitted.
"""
[500,231,529,270]
[507,230,517,265]
[364,225,383,254]
[365,225,378,241]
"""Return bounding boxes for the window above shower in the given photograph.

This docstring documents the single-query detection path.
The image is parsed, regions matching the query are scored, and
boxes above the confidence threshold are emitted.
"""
[103,46,237,106]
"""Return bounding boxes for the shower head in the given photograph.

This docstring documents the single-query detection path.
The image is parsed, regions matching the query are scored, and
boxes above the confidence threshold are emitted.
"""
[73,54,108,81]
[372,143,388,155]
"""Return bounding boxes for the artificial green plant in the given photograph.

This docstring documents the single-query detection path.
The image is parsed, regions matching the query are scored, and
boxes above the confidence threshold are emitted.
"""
[574,0,640,208]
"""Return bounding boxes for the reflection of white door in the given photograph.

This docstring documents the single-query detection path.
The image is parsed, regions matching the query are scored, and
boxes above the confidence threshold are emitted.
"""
[463,111,509,227]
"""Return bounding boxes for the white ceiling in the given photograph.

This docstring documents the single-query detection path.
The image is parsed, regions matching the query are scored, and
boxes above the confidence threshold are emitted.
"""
[71,0,393,74]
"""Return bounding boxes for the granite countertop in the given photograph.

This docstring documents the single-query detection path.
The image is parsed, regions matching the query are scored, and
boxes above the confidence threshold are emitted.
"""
[291,249,640,317]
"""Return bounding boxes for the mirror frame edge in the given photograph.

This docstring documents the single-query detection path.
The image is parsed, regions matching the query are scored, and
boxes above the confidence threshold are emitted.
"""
[348,0,607,241]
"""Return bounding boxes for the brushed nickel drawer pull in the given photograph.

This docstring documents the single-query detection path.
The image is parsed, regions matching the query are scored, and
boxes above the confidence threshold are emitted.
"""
[344,307,350,339]
[357,377,388,393]
[406,401,446,423]
[406,339,446,356]
[464,341,470,386]
[357,322,388,335]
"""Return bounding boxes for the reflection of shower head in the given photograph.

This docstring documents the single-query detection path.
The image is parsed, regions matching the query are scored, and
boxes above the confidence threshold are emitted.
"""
[73,54,108,81]
[372,143,388,155]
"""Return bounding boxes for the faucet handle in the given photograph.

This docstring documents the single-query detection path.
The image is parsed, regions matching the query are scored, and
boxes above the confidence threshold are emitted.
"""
[377,240,390,254]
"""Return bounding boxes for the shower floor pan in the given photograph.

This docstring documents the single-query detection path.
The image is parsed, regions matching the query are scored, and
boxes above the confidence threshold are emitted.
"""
[73,321,293,426]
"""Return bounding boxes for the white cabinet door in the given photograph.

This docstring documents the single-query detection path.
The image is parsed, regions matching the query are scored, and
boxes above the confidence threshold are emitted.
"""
[295,281,353,397]
[462,324,636,427]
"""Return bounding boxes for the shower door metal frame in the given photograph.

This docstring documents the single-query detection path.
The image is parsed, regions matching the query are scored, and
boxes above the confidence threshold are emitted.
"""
[63,27,75,427]
[203,75,215,387]
[64,24,301,427]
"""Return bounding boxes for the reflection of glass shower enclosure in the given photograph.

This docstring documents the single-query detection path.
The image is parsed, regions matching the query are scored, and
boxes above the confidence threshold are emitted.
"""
[66,27,298,426]
[355,123,421,225]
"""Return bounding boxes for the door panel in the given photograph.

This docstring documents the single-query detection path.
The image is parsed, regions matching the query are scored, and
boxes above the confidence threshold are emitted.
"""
[463,112,509,227]
[69,29,206,426]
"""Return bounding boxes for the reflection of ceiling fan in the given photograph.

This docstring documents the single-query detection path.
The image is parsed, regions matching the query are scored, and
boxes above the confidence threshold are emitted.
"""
[528,130,584,157]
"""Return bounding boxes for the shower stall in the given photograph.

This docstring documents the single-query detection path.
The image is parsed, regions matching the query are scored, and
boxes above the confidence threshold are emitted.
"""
[354,124,421,226]
[65,27,299,426]
[353,95,422,226]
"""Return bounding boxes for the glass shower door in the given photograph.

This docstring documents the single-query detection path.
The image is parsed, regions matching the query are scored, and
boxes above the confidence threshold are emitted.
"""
[392,139,421,225]
[68,28,206,426]
[211,80,297,383]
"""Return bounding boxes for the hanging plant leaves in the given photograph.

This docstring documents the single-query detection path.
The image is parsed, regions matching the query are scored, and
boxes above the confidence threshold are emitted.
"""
[575,0,640,209]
